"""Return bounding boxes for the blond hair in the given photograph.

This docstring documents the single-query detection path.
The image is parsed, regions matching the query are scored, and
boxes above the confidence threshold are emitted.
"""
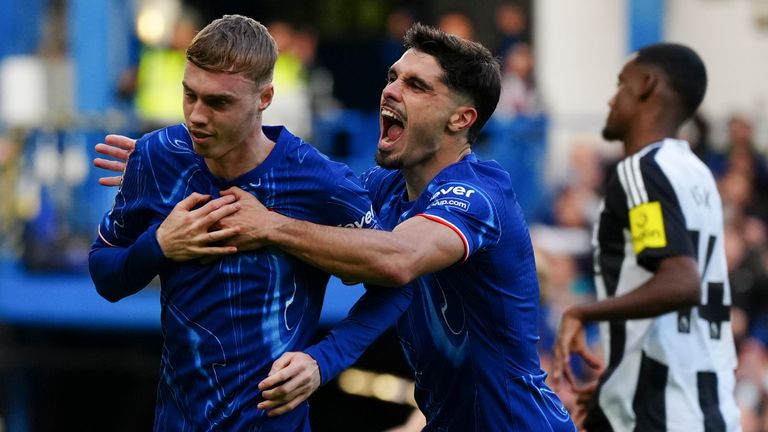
[186,14,278,86]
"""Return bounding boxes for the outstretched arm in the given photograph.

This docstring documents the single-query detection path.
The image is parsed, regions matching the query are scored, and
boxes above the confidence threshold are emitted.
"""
[551,255,700,390]
[257,282,414,416]
[218,187,465,287]
[94,134,135,186]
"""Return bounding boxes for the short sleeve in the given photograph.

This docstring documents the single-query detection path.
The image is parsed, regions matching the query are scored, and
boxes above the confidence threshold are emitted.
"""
[418,181,502,262]
[618,152,694,271]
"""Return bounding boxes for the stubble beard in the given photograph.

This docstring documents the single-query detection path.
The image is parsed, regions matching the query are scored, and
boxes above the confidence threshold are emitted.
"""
[375,150,401,170]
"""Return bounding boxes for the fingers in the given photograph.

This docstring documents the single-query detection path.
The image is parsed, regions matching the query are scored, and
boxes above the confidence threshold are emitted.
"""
[550,366,562,391]
[552,342,577,391]
[561,361,578,390]
[258,354,296,393]
[220,186,248,199]
[261,378,300,402]
[174,192,212,211]
[206,227,241,244]
[95,143,131,162]
[574,381,598,402]
[94,157,127,173]
[194,196,241,227]
[189,245,238,256]
[104,134,137,152]
[264,390,312,417]
[551,343,568,389]
[578,348,604,371]
[255,354,319,418]
[258,372,312,416]
[94,135,134,186]
[259,367,293,392]
[98,176,124,187]
[269,353,295,376]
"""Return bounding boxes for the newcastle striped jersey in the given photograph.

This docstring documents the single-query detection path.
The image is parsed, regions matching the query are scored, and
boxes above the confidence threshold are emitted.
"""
[586,138,740,431]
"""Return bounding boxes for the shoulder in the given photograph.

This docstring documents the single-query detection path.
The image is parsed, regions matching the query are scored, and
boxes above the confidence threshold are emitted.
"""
[360,166,400,189]
[613,143,667,201]
[432,157,509,203]
[424,164,505,218]
[134,123,193,157]
[278,131,369,198]
[360,166,404,207]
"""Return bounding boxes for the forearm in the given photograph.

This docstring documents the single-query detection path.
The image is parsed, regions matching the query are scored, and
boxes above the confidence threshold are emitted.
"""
[89,224,169,302]
[304,283,413,384]
[572,256,700,322]
[266,214,417,287]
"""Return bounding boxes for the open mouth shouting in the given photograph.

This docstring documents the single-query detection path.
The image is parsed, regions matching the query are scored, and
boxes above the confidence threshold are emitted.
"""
[379,106,405,150]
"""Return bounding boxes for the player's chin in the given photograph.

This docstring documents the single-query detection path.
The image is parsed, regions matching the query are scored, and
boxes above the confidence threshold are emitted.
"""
[601,126,621,142]
[374,149,401,169]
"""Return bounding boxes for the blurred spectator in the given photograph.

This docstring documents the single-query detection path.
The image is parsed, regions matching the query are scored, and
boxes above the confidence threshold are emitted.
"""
[534,248,600,418]
[531,186,593,258]
[494,3,528,56]
[724,211,768,343]
[132,12,200,131]
[263,21,314,138]
[724,115,768,179]
[720,168,768,230]
[680,112,726,171]
[381,8,413,69]
[567,140,607,199]
[719,115,768,222]
[536,140,605,227]
[495,42,544,118]
[734,339,768,432]
[530,142,603,390]
[437,11,475,40]
[0,131,23,256]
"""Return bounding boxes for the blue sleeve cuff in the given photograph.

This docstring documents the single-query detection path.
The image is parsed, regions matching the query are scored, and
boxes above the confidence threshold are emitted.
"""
[303,345,331,386]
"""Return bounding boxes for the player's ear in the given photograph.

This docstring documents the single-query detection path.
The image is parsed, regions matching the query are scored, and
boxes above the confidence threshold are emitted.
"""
[638,69,659,102]
[447,106,477,133]
[258,84,274,111]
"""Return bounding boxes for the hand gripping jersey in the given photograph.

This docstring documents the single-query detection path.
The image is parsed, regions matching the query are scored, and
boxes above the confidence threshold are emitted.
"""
[360,154,576,432]
[586,139,740,431]
[90,125,411,431]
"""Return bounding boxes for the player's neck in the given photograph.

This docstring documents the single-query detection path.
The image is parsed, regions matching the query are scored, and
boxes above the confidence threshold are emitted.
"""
[623,111,681,155]
[205,131,275,180]
[623,120,679,155]
[402,145,471,200]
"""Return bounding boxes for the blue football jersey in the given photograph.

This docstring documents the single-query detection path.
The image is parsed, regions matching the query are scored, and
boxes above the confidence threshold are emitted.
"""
[361,154,575,431]
[93,125,379,431]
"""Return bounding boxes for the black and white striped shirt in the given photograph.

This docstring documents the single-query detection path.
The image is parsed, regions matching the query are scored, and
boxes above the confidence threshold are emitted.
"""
[586,139,740,431]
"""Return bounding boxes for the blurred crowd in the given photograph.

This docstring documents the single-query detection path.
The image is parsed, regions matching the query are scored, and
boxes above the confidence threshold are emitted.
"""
[118,4,541,140]
[1,3,768,430]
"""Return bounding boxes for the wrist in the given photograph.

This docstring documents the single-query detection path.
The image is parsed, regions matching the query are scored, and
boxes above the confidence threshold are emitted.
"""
[154,224,173,259]
[564,304,586,322]
[264,211,293,245]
